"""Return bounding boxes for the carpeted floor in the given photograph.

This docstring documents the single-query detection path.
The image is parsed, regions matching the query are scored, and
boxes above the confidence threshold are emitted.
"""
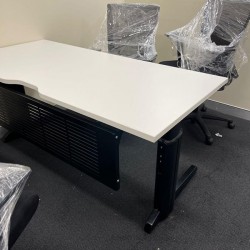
[1,112,250,250]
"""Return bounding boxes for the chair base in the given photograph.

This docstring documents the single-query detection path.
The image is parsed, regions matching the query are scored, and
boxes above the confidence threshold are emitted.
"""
[187,104,235,145]
[159,61,236,145]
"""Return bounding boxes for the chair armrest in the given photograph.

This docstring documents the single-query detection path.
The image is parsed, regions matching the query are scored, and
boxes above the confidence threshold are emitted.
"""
[166,33,238,79]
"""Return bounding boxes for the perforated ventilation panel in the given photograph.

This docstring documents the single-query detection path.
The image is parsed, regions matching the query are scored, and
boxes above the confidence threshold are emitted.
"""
[0,83,122,190]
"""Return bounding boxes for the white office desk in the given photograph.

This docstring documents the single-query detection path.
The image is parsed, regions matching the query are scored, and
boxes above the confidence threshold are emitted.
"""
[0,40,227,143]
[0,40,227,233]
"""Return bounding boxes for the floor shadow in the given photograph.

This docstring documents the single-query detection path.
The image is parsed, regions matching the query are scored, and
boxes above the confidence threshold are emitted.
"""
[0,135,155,228]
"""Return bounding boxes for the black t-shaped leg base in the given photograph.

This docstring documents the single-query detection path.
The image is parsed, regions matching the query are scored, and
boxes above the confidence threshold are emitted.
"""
[144,124,197,233]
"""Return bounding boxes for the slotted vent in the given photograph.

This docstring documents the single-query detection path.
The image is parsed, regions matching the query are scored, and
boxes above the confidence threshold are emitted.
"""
[0,84,121,190]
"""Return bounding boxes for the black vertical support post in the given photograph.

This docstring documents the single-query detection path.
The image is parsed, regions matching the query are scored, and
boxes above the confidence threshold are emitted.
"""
[144,124,183,233]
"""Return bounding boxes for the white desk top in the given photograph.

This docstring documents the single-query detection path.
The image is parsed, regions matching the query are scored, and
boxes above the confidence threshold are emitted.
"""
[0,40,227,142]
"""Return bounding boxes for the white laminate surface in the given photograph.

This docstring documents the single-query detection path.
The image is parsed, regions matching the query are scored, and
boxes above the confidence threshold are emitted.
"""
[0,40,227,142]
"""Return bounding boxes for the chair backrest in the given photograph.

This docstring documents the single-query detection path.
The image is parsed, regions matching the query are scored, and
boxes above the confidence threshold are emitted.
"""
[107,3,160,61]
[211,0,250,45]
[167,0,250,82]
[208,1,250,80]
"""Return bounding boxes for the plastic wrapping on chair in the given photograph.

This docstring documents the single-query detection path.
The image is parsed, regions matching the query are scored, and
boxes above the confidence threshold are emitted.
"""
[0,164,31,250]
[167,0,250,84]
[92,4,160,61]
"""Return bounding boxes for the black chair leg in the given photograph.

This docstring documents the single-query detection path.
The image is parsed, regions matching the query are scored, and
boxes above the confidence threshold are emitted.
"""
[202,113,235,129]
[9,192,39,249]
[195,115,214,145]
[186,104,235,145]
[186,107,214,145]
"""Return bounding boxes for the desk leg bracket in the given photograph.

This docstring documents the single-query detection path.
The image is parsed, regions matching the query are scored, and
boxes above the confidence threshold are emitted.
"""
[0,127,19,143]
[144,125,197,233]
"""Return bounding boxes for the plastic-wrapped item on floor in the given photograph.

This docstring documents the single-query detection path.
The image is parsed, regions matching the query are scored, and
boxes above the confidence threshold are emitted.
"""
[167,0,250,84]
[92,3,160,61]
[0,164,31,250]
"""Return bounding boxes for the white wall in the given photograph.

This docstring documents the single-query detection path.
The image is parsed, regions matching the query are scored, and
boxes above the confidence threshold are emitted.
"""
[0,0,123,100]
[0,0,122,48]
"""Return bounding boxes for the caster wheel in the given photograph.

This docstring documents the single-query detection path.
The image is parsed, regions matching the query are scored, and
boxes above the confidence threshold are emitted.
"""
[228,121,235,129]
[205,137,213,145]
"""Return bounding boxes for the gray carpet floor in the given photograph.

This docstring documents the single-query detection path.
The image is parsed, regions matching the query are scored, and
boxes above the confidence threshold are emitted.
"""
[1,112,250,250]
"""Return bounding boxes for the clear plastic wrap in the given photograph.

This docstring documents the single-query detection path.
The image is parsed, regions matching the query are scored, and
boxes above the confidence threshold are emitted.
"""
[92,3,160,61]
[0,164,31,250]
[167,0,250,84]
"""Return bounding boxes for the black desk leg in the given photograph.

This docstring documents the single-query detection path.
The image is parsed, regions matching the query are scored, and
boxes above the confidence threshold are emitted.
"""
[0,127,18,143]
[144,124,197,233]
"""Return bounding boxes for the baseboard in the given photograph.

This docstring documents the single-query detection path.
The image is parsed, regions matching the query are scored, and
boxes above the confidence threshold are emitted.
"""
[206,100,250,121]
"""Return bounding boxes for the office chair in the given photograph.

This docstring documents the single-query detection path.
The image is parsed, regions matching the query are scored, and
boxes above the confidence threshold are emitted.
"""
[94,3,160,61]
[160,0,250,145]
[0,164,39,249]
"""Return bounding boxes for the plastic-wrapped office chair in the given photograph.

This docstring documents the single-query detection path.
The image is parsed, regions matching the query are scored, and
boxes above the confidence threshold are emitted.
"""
[0,163,39,249]
[160,0,250,145]
[93,3,160,61]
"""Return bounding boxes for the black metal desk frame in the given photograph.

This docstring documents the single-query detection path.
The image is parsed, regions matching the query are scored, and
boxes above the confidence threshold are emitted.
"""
[0,83,197,233]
